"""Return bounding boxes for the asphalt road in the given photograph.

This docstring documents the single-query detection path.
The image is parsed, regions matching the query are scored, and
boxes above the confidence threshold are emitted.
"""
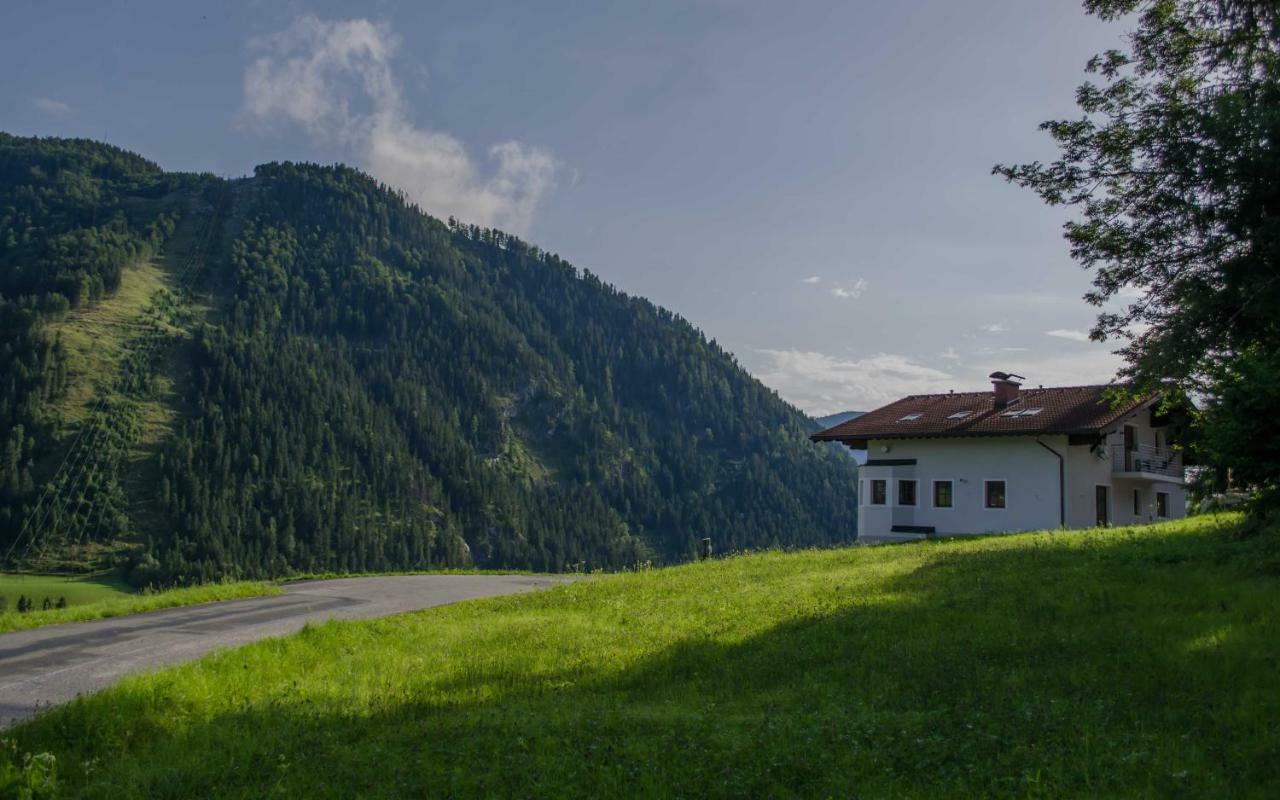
[0,574,571,729]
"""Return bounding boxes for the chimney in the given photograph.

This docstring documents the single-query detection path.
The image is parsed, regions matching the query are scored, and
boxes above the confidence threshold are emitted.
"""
[989,371,1024,409]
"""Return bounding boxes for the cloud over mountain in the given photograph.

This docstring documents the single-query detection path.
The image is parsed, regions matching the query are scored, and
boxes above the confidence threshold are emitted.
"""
[242,15,555,235]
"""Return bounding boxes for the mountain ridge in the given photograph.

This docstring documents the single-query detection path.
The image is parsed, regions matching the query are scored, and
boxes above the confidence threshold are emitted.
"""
[0,134,859,583]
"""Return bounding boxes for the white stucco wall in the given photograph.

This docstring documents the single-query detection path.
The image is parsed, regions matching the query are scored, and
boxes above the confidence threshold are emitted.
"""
[859,436,1065,537]
[1065,439,1113,529]
[1071,405,1187,527]
[1113,478,1187,525]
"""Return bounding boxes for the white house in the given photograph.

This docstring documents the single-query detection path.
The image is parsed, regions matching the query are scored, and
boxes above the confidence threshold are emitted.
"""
[812,372,1186,540]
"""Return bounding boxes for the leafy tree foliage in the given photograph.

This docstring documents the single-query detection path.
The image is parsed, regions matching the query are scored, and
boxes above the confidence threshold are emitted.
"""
[996,1,1280,510]
[2,136,859,583]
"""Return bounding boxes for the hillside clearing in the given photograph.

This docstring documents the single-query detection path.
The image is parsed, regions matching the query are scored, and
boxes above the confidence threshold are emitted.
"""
[4,514,1278,797]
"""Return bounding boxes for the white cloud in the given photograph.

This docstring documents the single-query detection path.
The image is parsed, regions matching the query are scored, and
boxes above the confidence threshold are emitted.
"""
[979,322,1008,334]
[751,349,955,415]
[1045,328,1091,342]
[1116,284,1150,300]
[996,348,1124,388]
[750,341,1126,415]
[33,97,73,114]
[801,276,821,284]
[830,278,868,299]
[242,15,555,235]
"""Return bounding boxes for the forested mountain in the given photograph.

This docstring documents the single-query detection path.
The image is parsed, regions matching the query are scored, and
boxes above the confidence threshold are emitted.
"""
[0,134,858,584]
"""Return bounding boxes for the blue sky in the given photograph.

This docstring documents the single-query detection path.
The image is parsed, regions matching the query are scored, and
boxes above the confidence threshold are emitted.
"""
[2,1,1134,414]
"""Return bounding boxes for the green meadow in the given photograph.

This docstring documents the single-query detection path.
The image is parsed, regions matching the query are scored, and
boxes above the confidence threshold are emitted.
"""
[0,572,132,613]
[4,514,1278,798]
[0,576,279,634]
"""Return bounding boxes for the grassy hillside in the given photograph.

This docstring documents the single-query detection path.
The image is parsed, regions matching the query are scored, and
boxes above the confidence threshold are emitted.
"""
[4,515,1277,797]
[0,571,131,610]
[0,575,280,633]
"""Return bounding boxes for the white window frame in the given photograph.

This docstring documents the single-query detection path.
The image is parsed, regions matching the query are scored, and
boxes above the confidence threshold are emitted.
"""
[931,479,955,510]
[984,479,1007,510]
[895,478,918,507]
[869,478,888,506]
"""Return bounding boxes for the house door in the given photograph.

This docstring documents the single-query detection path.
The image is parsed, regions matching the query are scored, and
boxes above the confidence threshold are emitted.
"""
[1096,485,1109,527]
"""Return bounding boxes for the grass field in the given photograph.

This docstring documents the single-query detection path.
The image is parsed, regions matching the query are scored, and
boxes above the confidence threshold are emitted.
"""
[0,572,132,612]
[0,575,281,634]
[3,515,1278,798]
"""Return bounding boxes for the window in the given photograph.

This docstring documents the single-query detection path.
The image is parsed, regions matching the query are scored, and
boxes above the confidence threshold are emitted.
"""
[933,480,953,508]
[1000,407,1044,418]
[897,479,917,506]
[1133,488,1142,516]
[985,480,1006,509]
[897,412,923,422]
[1156,491,1169,518]
[947,410,973,420]
[871,479,887,505]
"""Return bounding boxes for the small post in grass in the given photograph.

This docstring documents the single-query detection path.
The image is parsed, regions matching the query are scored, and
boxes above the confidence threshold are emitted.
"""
[699,537,712,561]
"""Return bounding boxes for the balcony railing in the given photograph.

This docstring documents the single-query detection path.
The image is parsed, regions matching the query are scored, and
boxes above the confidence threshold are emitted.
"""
[1113,444,1183,480]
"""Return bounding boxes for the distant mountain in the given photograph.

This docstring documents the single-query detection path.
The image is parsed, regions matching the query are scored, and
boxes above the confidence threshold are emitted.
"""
[0,133,860,583]
[813,411,865,431]
[812,412,866,465]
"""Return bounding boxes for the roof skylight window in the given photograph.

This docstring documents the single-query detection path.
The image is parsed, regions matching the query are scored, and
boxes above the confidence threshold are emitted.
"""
[947,410,973,420]
[1001,407,1044,418]
[897,412,923,422]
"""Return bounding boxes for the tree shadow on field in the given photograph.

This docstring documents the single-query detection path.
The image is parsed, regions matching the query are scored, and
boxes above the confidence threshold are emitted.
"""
[13,522,1280,799]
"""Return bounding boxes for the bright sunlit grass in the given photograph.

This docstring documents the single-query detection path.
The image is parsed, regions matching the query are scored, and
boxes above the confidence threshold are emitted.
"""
[4,514,1278,797]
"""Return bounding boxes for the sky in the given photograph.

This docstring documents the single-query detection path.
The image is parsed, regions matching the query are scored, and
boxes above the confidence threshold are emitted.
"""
[2,1,1137,415]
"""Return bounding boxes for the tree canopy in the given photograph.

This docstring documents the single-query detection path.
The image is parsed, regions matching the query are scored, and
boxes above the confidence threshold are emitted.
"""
[996,0,1280,511]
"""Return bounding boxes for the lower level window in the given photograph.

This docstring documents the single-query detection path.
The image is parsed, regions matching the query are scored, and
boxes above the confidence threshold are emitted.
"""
[1156,491,1169,518]
[1133,488,1142,516]
[985,480,1006,509]
[897,479,917,506]
[933,480,953,508]
[870,479,887,505]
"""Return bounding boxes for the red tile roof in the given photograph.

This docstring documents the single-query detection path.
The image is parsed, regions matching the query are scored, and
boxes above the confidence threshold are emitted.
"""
[811,384,1155,446]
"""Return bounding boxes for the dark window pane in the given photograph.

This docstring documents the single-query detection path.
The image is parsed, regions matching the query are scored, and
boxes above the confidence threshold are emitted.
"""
[871,480,886,505]
[898,480,917,506]
[934,481,953,508]
[985,480,1006,509]
[1156,492,1168,517]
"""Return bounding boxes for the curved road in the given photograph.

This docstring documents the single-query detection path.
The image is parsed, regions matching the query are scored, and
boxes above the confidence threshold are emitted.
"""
[0,574,571,729]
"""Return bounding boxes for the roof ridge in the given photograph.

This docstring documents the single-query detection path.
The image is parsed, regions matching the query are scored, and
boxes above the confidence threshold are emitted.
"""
[811,382,1156,444]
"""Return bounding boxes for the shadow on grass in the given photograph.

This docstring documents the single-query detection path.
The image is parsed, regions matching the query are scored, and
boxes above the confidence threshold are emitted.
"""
[12,520,1280,799]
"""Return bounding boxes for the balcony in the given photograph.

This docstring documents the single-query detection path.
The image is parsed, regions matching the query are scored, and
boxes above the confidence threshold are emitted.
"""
[1113,444,1184,483]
